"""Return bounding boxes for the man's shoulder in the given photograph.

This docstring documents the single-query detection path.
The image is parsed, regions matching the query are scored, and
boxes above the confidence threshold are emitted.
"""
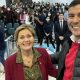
[63,38,72,48]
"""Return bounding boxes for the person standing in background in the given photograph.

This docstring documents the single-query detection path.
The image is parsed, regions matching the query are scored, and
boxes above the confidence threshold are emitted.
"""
[54,12,70,52]
[64,6,68,21]
[0,26,6,66]
[43,16,55,49]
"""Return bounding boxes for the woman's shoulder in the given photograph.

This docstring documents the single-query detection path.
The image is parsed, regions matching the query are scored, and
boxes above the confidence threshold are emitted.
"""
[35,48,49,56]
[36,47,47,52]
[5,52,17,64]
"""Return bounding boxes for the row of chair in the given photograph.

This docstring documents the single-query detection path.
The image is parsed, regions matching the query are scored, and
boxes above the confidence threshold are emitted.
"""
[0,20,20,36]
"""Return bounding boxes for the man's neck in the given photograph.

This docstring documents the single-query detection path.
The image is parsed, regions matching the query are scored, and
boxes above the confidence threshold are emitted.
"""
[70,35,80,43]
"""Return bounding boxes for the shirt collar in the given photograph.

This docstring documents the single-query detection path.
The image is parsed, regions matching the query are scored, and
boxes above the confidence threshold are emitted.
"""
[59,20,63,22]
[70,35,80,43]
[16,48,41,63]
[16,51,23,63]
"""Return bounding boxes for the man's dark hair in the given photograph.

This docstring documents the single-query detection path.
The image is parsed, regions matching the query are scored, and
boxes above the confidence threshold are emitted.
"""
[64,6,68,11]
[69,0,80,8]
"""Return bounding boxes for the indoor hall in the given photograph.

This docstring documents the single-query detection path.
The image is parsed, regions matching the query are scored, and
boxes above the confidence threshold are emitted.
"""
[0,0,73,80]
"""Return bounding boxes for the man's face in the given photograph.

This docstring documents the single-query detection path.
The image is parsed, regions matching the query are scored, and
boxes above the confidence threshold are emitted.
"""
[59,13,64,21]
[68,4,80,37]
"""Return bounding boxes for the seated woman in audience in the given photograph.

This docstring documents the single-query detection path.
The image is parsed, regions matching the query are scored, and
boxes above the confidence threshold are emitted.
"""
[4,24,57,80]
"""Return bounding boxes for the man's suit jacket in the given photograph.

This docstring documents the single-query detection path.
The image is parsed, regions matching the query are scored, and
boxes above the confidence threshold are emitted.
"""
[54,20,70,40]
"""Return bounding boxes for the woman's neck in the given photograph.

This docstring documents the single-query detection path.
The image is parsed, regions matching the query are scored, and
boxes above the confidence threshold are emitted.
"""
[21,49,33,57]
[21,49,34,67]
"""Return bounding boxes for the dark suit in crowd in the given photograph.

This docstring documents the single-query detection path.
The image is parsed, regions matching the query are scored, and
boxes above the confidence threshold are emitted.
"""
[54,20,70,52]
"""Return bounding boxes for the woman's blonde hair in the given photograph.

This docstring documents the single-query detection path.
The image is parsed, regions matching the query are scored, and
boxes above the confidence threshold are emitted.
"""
[14,24,35,42]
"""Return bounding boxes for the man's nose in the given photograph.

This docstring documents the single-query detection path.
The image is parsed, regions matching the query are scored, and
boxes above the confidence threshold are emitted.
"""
[73,16,80,23]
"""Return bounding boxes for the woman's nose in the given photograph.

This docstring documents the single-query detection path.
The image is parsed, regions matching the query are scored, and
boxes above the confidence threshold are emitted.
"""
[24,37,29,41]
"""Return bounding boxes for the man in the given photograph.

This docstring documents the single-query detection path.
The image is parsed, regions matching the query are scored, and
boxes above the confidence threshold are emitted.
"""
[64,6,68,21]
[51,0,80,80]
[54,12,70,52]
[35,9,46,46]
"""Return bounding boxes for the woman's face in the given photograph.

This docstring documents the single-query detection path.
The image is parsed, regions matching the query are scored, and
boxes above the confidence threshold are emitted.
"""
[17,29,34,51]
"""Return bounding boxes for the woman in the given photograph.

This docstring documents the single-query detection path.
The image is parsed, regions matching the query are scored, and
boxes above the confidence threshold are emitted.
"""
[43,16,55,48]
[4,24,57,80]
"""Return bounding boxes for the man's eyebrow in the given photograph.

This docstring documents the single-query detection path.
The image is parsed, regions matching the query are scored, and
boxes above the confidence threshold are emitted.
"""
[68,13,74,16]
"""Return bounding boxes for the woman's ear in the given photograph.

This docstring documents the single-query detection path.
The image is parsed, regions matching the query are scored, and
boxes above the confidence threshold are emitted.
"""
[16,41,19,47]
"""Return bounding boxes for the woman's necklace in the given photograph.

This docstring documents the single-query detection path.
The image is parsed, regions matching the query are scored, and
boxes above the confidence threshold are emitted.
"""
[22,53,33,67]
